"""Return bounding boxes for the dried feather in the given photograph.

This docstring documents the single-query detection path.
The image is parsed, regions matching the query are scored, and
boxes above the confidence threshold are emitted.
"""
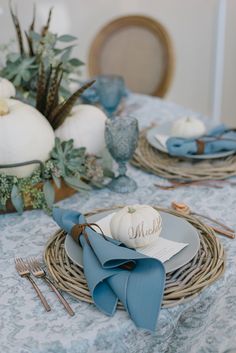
[30,4,36,32]
[44,65,53,104]
[50,80,95,129]
[9,2,25,55]
[44,64,63,117]
[41,7,53,37]
[50,71,63,113]
[36,62,46,112]
[25,31,34,56]
[27,3,36,56]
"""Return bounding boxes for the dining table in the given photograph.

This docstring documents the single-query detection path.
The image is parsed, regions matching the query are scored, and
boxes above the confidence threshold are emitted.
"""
[1,93,236,353]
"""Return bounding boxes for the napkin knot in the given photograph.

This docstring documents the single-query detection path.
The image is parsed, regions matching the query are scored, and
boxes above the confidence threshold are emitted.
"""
[196,136,236,154]
[196,139,205,154]
[71,222,135,271]
[71,223,106,245]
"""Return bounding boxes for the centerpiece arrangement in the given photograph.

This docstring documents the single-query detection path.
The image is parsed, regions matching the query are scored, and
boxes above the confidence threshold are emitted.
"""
[0,5,111,214]
[4,6,229,335]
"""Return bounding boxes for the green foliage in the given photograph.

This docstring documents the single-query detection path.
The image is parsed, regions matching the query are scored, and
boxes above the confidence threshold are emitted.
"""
[63,175,91,191]
[0,5,85,106]
[43,180,55,209]
[0,138,108,214]
[11,185,24,214]
[0,174,17,211]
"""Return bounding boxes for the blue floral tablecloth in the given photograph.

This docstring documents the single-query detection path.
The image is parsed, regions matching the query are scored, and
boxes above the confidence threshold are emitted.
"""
[0,94,236,353]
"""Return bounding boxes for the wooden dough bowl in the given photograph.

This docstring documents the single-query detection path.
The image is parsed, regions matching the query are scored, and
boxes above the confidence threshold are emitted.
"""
[1,179,77,214]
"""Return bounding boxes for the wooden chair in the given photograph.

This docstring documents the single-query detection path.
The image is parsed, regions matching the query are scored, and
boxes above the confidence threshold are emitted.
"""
[88,15,175,97]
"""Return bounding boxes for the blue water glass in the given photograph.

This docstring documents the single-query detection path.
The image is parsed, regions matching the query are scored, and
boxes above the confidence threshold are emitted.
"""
[96,75,125,117]
[105,115,139,193]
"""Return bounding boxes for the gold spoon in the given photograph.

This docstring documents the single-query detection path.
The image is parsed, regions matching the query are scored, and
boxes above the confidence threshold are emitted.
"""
[171,201,235,239]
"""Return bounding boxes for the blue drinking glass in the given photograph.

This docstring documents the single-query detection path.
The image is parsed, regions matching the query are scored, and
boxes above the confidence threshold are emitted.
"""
[96,75,125,118]
[105,115,139,193]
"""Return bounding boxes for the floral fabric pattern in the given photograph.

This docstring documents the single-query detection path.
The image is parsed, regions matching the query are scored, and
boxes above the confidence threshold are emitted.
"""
[0,94,235,353]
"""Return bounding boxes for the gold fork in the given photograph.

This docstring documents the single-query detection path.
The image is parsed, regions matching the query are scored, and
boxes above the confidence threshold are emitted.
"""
[15,257,51,312]
[27,257,75,316]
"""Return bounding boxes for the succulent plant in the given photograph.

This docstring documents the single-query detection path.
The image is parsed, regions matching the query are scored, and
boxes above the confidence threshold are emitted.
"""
[51,138,85,175]
[50,138,91,191]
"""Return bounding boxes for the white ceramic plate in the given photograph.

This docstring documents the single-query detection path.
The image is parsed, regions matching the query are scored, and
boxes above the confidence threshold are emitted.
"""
[146,122,235,160]
[65,209,200,273]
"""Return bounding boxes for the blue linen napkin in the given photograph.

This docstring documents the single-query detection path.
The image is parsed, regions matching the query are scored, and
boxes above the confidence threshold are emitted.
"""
[166,124,236,157]
[53,207,166,331]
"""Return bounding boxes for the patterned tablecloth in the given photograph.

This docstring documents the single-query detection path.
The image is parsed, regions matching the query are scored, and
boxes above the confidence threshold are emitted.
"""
[1,94,236,353]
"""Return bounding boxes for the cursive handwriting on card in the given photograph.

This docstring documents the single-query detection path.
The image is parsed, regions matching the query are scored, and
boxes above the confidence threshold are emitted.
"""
[128,218,161,239]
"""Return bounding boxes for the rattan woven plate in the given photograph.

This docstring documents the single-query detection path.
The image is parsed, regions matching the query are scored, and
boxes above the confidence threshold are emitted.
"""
[44,206,225,308]
[131,129,236,181]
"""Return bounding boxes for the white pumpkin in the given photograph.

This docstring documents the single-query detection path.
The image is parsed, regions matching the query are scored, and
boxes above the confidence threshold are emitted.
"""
[171,116,206,139]
[55,104,107,155]
[110,205,162,248]
[0,78,16,98]
[0,98,55,178]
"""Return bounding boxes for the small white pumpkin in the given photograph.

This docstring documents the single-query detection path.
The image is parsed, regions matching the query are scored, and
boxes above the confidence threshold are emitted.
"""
[0,98,55,178]
[55,104,107,155]
[0,77,16,98]
[110,205,162,248]
[171,116,206,139]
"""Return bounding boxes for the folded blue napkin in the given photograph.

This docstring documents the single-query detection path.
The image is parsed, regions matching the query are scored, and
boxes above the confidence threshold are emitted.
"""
[166,124,236,157]
[53,208,166,331]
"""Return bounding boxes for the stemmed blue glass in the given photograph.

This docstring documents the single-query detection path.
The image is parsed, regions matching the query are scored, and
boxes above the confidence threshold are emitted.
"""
[105,115,139,193]
[96,75,125,118]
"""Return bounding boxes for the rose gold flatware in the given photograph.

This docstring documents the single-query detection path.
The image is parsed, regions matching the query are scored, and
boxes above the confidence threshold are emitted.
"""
[15,257,51,312]
[27,257,74,317]
[171,202,235,239]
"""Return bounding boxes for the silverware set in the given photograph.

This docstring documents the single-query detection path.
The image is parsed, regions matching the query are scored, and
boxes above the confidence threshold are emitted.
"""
[15,257,74,316]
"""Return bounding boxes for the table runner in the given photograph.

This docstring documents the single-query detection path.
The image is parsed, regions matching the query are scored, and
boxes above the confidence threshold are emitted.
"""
[0,94,235,353]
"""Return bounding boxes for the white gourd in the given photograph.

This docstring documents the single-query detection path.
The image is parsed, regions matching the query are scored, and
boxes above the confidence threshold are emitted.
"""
[110,205,162,248]
[171,116,206,139]
[0,98,55,178]
[55,104,107,155]
[0,78,16,98]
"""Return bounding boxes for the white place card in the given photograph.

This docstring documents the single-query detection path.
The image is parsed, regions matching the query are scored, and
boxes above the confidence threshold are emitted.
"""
[137,237,188,263]
[96,213,188,263]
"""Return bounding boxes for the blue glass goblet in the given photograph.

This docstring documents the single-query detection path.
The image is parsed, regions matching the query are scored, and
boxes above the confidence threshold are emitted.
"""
[105,115,139,193]
[96,75,125,118]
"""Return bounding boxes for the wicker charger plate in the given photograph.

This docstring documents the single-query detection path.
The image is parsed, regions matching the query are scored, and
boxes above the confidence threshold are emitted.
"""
[131,129,236,181]
[44,206,225,308]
